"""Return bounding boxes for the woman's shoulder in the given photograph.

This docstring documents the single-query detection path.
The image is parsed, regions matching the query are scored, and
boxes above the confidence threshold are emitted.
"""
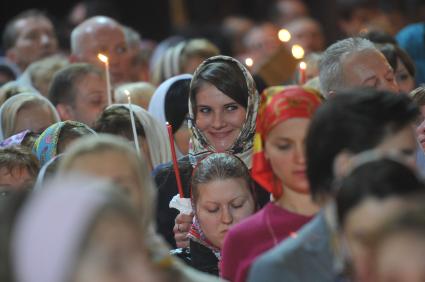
[189,240,220,276]
[153,155,191,176]
[152,156,193,189]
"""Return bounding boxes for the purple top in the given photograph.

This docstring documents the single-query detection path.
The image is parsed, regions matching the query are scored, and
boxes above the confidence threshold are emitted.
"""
[220,202,312,282]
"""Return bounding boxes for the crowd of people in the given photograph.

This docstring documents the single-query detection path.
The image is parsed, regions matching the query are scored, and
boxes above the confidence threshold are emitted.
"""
[1,0,425,281]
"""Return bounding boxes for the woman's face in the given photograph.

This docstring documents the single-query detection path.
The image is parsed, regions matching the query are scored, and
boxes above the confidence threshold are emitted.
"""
[343,197,404,282]
[264,118,310,194]
[395,58,415,94]
[67,151,143,210]
[14,104,55,135]
[74,211,147,282]
[195,83,247,152]
[196,177,255,248]
[372,232,425,282]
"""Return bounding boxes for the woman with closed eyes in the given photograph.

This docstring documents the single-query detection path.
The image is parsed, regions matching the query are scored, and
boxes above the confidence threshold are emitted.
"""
[220,86,322,282]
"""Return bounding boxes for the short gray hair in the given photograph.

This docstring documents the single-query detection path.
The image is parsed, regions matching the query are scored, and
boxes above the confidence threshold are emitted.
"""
[319,37,376,97]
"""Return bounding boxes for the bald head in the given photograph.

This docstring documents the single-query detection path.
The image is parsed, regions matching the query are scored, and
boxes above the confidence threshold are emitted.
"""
[70,16,131,84]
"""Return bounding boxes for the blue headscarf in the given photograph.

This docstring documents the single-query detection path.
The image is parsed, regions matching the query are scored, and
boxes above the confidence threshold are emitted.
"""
[396,23,425,85]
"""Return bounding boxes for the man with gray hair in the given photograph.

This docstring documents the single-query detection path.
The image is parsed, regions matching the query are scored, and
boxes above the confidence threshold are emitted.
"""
[319,37,399,98]
[70,16,132,85]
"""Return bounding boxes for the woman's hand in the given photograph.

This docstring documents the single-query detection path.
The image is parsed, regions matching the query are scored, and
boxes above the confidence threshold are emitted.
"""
[173,213,193,248]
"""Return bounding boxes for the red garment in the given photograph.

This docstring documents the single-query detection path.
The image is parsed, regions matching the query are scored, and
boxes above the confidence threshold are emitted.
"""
[220,202,312,282]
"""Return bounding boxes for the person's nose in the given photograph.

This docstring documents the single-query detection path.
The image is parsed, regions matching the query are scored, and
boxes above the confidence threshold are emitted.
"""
[294,143,306,165]
[221,206,233,225]
[211,112,226,129]
[40,33,52,47]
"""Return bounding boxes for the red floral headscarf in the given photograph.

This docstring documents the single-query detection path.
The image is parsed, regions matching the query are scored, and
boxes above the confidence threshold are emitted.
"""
[251,86,322,199]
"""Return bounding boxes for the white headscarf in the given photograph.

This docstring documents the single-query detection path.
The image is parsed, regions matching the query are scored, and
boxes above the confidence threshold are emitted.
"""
[148,74,192,158]
[12,175,118,282]
[0,92,60,141]
[107,104,172,168]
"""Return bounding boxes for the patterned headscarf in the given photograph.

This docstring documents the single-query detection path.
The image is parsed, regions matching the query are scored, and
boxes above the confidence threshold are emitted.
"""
[0,130,31,148]
[188,55,259,168]
[33,121,95,166]
[251,86,322,199]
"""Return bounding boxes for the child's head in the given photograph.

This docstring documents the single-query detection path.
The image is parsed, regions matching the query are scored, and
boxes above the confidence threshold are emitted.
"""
[0,146,39,193]
[190,153,256,248]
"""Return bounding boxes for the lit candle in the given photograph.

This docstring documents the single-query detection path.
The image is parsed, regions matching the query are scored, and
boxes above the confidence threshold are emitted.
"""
[97,53,112,106]
[166,122,184,198]
[245,57,254,68]
[299,61,307,85]
[125,90,141,155]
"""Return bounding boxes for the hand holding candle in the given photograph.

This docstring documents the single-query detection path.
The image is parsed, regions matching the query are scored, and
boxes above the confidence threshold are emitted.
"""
[97,53,112,106]
[125,90,141,155]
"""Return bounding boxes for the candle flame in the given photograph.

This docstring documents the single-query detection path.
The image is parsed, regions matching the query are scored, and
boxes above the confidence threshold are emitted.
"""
[245,57,254,67]
[278,29,291,42]
[299,61,307,70]
[97,53,108,63]
[291,44,305,59]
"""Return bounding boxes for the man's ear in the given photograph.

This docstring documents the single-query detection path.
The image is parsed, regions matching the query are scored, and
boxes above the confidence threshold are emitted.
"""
[333,150,354,179]
[56,104,74,121]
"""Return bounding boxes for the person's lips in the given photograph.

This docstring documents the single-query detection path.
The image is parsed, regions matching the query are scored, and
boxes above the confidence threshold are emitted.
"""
[208,130,233,139]
[293,169,306,177]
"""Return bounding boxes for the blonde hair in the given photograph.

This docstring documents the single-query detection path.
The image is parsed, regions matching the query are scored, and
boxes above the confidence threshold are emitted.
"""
[0,93,60,140]
[58,134,157,231]
[0,81,34,106]
[27,55,69,97]
[151,38,220,85]
[114,82,156,109]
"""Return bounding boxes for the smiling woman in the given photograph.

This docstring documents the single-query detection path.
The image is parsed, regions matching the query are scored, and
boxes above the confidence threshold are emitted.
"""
[153,55,269,249]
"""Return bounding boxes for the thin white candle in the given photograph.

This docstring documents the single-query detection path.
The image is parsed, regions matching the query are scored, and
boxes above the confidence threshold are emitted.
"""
[125,90,141,155]
[97,53,112,106]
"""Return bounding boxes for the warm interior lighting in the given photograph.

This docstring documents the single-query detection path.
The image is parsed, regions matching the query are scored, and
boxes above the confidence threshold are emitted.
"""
[291,45,305,59]
[278,29,291,42]
[299,61,307,70]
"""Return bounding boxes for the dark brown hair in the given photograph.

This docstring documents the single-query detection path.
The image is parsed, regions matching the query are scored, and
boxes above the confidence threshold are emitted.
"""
[94,106,145,140]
